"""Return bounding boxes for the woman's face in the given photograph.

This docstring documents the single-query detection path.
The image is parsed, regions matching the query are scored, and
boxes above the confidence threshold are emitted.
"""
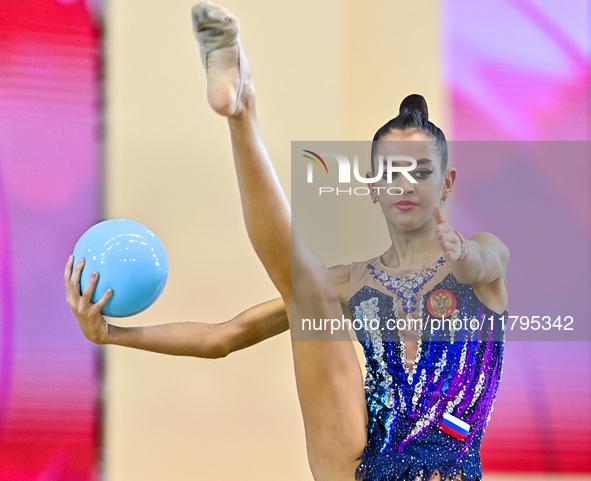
[368,129,455,233]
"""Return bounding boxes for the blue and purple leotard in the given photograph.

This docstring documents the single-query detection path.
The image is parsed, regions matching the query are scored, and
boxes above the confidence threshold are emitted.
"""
[347,256,505,481]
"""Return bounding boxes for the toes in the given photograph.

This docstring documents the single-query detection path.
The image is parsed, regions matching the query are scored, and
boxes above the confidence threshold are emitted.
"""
[192,1,215,27]
[192,1,239,49]
[192,1,233,29]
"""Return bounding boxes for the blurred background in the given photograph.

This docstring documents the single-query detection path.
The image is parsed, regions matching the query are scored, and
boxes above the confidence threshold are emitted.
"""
[0,0,589,480]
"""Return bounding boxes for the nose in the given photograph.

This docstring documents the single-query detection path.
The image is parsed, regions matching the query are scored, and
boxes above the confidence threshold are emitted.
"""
[398,175,416,195]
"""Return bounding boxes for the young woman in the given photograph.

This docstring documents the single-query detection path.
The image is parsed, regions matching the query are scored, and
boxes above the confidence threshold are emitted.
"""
[65,2,509,480]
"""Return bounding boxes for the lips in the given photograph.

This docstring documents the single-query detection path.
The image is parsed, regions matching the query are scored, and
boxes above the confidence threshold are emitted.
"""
[395,200,417,210]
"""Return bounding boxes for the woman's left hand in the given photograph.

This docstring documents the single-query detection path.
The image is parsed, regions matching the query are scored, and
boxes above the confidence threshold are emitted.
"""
[433,203,463,262]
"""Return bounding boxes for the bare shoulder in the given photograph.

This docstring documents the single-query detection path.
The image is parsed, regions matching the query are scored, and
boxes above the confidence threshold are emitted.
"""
[328,264,351,305]
[328,264,351,281]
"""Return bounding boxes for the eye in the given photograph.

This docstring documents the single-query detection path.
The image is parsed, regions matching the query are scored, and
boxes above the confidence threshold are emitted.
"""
[382,172,399,180]
[412,169,434,180]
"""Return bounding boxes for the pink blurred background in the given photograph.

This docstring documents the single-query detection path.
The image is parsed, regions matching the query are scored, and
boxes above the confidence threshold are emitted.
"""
[0,0,589,478]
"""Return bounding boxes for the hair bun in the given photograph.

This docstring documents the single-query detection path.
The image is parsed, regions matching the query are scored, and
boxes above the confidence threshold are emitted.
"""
[399,94,429,121]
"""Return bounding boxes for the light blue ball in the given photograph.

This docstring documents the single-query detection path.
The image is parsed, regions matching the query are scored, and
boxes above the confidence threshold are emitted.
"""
[72,219,169,318]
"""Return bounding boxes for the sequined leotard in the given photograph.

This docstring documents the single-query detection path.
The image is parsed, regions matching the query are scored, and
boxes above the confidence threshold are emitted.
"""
[347,256,506,481]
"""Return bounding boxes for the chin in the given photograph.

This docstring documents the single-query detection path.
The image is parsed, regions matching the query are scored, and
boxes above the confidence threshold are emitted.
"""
[385,212,429,232]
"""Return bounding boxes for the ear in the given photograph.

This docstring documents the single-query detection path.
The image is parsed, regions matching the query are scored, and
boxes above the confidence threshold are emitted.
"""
[442,167,457,200]
[366,170,378,201]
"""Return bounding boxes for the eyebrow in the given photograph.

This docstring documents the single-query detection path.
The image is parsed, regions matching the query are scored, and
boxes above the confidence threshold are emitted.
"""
[381,158,434,166]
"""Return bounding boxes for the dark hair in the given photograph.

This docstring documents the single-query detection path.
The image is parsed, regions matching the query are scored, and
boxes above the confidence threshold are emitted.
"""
[371,94,448,173]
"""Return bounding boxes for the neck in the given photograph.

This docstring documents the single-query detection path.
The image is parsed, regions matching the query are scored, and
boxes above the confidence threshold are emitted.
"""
[382,220,441,270]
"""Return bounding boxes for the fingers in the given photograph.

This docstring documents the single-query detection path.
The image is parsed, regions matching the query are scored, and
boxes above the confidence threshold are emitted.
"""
[440,239,456,258]
[435,224,461,262]
[64,255,74,283]
[93,288,113,312]
[433,203,446,225]
[433,203,453,239]
[65,256,76,305]
[70,257,85,293]
[432,205,461,261]
[82,269,99,302]
[65,256,84,302]
[81,270,113,311]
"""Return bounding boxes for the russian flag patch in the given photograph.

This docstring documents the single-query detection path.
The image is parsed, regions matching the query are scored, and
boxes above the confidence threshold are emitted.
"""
[439,412,470,441]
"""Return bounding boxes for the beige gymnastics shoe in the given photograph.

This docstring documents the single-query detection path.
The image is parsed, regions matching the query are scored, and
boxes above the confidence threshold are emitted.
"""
[191,1,253,116]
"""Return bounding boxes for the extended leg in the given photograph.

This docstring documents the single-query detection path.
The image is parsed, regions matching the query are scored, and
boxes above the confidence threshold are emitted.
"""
[228,109,368,479]
[192,2,368,478]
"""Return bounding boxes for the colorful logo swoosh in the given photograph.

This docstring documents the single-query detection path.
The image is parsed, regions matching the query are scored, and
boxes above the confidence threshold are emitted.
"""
[302,150,328,174]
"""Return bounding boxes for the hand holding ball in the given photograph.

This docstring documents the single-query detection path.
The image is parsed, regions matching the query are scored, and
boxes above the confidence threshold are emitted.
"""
[72,219,169,317]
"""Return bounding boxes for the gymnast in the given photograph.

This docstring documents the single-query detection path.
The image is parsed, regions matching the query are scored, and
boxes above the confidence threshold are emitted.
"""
[65,2,509,480]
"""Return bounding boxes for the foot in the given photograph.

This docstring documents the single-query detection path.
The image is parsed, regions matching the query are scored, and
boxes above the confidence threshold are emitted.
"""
[191,1,253,117]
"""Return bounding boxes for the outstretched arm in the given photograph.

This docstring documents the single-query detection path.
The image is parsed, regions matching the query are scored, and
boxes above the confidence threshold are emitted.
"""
[65,256,349,358]
[65,255,288,358]
[105,297,287,358]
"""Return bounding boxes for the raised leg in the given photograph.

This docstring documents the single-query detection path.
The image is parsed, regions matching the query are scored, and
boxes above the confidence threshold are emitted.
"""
[192,2,368,478]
